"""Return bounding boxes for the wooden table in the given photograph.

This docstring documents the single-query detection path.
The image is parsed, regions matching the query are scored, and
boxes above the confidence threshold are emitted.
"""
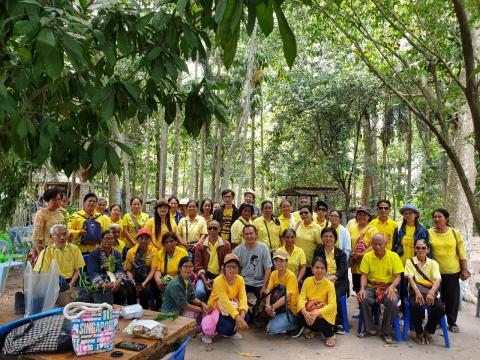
[0,309,196,360]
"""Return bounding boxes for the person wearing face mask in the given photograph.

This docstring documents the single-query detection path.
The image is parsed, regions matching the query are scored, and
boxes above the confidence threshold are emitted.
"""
[34,224,85,290]
[68,192,112,254]
[32,187,65,256]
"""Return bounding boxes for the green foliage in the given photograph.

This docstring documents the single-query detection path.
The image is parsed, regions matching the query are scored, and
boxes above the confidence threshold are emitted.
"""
[0,0,297,178]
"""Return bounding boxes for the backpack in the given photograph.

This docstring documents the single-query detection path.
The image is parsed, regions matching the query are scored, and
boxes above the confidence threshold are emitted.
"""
[269,284,288,315]
[79,214,102,244]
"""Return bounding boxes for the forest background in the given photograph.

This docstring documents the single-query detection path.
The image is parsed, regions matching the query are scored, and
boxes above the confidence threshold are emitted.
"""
[0,0,479,297]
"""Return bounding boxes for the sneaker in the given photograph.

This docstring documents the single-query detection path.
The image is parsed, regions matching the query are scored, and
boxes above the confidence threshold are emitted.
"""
[201,335,212,344]
[230,333,243,340]
[352,311,360,319]
[291,326,304,338]
[335,325,346,335]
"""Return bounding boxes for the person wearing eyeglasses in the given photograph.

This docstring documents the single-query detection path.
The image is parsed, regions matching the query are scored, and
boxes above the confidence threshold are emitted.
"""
[370,200,397,251]
[404,239,443,345]
[194,220,232,302]
[294,205,322,277]
[315,200,330,231]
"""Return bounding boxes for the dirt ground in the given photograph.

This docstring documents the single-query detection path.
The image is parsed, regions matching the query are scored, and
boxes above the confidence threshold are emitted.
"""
[1,240,480,360]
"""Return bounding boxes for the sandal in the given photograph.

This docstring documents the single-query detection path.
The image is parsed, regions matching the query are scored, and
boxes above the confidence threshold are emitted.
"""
[325,335,336,347]
[357,331,376,339]
[383,335,395,344]
[449,325,460,333]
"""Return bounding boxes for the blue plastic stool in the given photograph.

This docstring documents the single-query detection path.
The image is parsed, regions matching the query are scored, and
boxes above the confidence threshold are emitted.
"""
[358,302,401,341]
[168,336,191,360]
[340,295,350,333]
[403,298,450,348]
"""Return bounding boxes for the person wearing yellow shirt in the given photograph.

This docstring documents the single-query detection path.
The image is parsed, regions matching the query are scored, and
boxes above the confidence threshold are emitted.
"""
[34,224,84,290]
[265,251,299,335]
[201,253,249,344]
[278,228,306,283]
[122,197,150,248]
[370,200,397,250]
[200,198,214,223]
[429,208,470,333]
[253,200,282,251]
[293,196,317,222]
[125,228,158,309]
[293,256,337,347]
[177,200,208,251]
[68,192,112,254]
[405,239,443,344]
[194,221,232,301]
[213,189,240,242]
[168,196,183,225]
[109,223,127,260]
[278,199,300,235]
[357,234,404,344]
[145,199,177,251]
[294,205,322,275]
[313,227,349,334]
[230,203,254,247]
[314,200,330,231]
[349,206,378,295]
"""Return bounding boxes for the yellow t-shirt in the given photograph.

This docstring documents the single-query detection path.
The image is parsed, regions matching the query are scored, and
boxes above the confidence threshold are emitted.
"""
[370,218,397,250]
[125,244,158,271]
[153,246,189,277]
[112,239,126,256]
[359,250,404,286]
[267,269,299,314]
[208,274,248,319]
[325,249,336,275]
[278,213,300,235]
[346,218,357,230]
[429,227,467,274]
[144,218,178,251]
[401,225,416,264]
[253,216,282,251]
[277,245,306,275]
[316,218,330,233]
[121,212,150,246]
[207,241,220,275]
[404,256,441,288]
[298,276,337,325]
[349,224,379,274]
[34,243,85,279]
[230,217,253,244]
[68,210,112,253]
[177,215,207,244]
[295,221,322,266]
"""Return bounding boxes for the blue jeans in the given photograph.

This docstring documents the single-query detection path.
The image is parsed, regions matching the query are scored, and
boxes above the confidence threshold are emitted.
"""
[195,279,209,302]
[267,311,297,334]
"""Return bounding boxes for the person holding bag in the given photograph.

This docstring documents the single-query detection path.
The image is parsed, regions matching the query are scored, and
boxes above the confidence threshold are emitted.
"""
[405,239,443,345]
[428,208,470,333]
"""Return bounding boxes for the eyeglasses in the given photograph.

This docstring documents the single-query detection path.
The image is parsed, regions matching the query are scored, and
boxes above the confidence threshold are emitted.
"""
[316,208,327,212]
[378,206,389,210]
[299,211,309,215]
[415,246,427,250]
[207,227,219,231]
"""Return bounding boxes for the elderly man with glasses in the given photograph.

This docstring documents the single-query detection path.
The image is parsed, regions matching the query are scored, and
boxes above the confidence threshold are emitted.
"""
[194,220,232,302]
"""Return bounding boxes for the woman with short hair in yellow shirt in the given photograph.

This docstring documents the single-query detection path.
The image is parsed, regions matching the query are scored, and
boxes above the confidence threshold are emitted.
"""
[293,256,337,347]
[429,208,470,333]
[277,228,306,283]
[145,199,177,251]
[122,197,150,248]
[230,203,254,248]
[153,232,189,288]
[294,205,322,277]
[201,253,249,344]
[278,199,299,234]
[253,200,281,252]
[177,200,208,251]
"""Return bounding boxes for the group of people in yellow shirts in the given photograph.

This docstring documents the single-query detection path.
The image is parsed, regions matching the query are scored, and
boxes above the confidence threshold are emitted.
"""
[31,187,470,347]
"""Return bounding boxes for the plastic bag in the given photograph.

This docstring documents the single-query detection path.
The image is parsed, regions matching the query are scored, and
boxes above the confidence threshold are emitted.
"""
[24,260,60,315]
[121,304,144,320]
[123,319,167,339]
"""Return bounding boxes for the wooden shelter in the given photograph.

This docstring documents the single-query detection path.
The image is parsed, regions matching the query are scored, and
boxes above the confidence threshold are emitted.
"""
[277,186,339,209]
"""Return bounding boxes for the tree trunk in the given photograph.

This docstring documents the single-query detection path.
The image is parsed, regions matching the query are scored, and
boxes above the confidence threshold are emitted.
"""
[213,122,224,200]
[198,123,206,199]
[210,121,219,200]
[405,111,412,202]
[237,117,249,200]
[159,113,168,198]
[172,102,182,196]
[250,114,256,190]
[188,139,197,199]
[118,131,131,212]
[155,117,161,197]
[260,108,265,200]
[221,21,258,190]
[109,122,122,206]
[142,119,151,209]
